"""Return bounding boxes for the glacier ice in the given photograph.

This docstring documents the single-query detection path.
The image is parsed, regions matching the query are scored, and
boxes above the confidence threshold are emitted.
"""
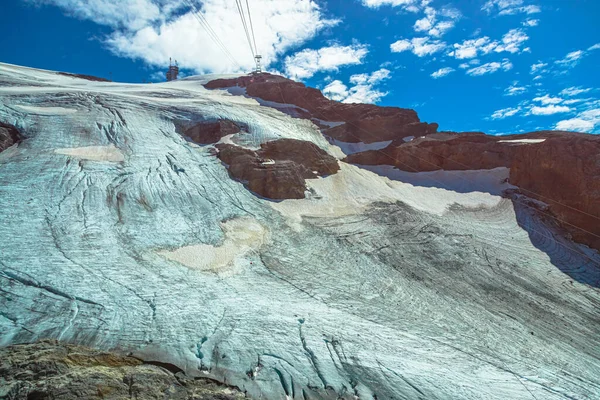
[1,63,600,399]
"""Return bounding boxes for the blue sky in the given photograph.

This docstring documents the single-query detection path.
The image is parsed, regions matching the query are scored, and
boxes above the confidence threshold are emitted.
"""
[1,0,599,134]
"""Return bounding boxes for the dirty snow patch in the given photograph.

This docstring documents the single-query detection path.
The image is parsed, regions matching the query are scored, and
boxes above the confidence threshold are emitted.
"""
[55,145,125,162]
[271,163,507,231]
[158,217,267,274]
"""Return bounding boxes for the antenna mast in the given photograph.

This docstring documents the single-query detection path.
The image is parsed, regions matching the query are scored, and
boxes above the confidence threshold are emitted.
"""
[254,55,262,73]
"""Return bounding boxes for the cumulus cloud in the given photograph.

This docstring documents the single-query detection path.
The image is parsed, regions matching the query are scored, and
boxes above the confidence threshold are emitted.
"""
[284,44,368,80]
[530,61,547,74]
[466,59,513,76]
[349,68,391,85]
[482,0,541,16]
[448,29,529,59]
[449,37,495,59]
[491,106,520,119]
[555,108,600,132]
[431,67,455,79]
[522,18,539,26]
[493,29,529,53]
[555,118,594,132]
[391,37,447,57]
[533,94,563,105]
[505,81,527,96]
[412,5,460,38]
[322,80,349,102]
[529,105,571,115]
[323,68,391,104]
[34,0,340,74]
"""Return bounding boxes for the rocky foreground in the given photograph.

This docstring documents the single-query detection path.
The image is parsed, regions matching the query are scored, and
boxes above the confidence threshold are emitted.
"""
[1,63,600,399]
[0,341,245,399]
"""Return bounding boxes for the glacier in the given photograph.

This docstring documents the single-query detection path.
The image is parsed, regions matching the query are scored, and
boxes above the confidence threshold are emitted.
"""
[1,62,599,399]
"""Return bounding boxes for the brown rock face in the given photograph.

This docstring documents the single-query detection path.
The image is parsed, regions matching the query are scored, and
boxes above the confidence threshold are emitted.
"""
[182,119,242,145]
[346,130,600,251]
[345,132,520,172]
[510,133,600,251]
[205,73,437,143]
[216,138,339,200]
[0,340,245,400]
[0,122,22,152]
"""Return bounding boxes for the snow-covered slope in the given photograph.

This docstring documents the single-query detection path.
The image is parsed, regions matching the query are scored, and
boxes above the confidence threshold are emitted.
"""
[1,62,599,399]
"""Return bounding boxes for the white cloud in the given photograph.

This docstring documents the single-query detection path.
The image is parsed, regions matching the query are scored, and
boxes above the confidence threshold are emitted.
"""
[343,85,389,104]
[560,87,592,97]
[530,105,571,115]
[412,6,460,38]
[448,28,528,59]
[349,68,391,85]
[530,61,547,73]
[554,107,600,132]
[284,44,368,80]
[466,59,513,76]
[482,0,541,16]
[323,80,349,101]
[533,94,563,105]
[414,16,433,32]
[41,0,340,74]
[491,106,520,119]
[449,37,495,59]
[493,28,529,53]
[522,18,539,26]
[27,0,171,30]
[505,81,527,96]
[555,118,594,132]
[323,68,391,104]
[431,67,455,79]
[562,98,590,105]
[390,39,412,53]
[390,37,446,57]
[361,0,417,8]
[555,50,585,68]
[589,43,600,51]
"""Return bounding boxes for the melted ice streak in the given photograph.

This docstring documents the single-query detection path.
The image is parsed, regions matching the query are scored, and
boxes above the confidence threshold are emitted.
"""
[1,62,600,400]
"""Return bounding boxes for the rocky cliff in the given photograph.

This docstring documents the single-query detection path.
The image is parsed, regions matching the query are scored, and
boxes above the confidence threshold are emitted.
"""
[205,73,438,143]
[205,75,599,251]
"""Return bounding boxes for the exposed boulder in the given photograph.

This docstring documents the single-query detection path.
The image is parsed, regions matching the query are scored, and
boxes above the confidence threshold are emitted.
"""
[205,73,437,143]
[0,340,245,400]
[182,119,243,145]
[0,121,22,152]
[216,138,339,200]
